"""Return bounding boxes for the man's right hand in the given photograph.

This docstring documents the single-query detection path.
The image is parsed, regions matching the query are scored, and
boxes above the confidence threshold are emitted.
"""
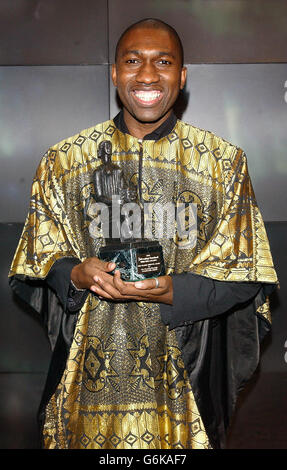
[70,257,116,290]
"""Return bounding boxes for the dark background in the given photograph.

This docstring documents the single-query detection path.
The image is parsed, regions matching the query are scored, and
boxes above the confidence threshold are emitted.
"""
[0,0,286,449]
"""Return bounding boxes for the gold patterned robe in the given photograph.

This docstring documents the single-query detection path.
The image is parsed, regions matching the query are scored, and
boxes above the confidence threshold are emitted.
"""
[9,118,278,449]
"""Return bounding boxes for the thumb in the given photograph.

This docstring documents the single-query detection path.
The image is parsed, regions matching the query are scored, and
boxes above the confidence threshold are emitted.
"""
[101,259,116,272]
[90,256,116,273]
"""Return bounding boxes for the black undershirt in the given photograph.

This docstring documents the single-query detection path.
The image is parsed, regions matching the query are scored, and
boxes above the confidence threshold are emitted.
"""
[47,111,262,328]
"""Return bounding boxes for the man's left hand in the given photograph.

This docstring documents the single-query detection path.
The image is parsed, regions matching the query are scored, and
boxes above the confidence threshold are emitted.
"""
[91,270,173,305]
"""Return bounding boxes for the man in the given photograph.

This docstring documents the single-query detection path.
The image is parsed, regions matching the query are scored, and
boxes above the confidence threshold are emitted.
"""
[9,19,277,449]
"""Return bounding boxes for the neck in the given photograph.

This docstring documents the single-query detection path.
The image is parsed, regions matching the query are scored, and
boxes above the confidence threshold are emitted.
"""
[123,108,172,139]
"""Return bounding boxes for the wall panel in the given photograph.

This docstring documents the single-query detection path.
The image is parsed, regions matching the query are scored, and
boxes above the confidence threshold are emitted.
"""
[0,65,109,222]
[108,0,287,64]
[0,373,47,449]
[0,223,51,373]
[0,0,108,65]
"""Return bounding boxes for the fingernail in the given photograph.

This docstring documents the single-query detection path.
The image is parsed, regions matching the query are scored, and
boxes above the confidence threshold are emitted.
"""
[94,276,99,282]
[135,282,144,289]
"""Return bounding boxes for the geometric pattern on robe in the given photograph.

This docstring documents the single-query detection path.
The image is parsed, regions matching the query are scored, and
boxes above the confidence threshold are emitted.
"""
[9,118,278,449]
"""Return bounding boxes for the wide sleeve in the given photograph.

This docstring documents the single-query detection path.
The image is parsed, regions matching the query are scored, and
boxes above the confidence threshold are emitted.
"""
[160,272,264,329]
[168,146,278,448]
[8,148,87,348]
[187,149,278,285]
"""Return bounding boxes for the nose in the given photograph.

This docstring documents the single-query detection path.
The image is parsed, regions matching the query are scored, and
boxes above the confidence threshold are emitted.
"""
[136,60,160,84]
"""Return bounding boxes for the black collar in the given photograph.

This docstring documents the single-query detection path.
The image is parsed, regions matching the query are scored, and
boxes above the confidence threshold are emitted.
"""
[113,110,177,141]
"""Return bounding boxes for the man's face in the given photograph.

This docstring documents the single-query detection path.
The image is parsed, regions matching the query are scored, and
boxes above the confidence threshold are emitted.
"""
[112,26,186,125]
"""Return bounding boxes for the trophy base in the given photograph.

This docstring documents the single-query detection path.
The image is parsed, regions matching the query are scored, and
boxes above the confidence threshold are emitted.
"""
[99,240,165,282]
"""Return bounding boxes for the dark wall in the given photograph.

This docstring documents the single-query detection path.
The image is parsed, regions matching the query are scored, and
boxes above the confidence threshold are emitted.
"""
[1,0,287,222]
[1,0,286,449]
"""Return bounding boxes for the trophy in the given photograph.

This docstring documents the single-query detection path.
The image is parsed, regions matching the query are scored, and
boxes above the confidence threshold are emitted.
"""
[93,140,165,281]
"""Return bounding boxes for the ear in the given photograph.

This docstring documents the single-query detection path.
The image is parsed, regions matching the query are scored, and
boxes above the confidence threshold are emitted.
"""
[111,64,117,87]
[180,66,187,90]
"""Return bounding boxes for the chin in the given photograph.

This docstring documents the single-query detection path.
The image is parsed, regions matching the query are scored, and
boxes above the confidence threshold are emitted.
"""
[133,110,168,124]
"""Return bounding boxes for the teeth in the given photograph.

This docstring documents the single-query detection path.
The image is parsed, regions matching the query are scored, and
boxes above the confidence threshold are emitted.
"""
[134,91,161,102]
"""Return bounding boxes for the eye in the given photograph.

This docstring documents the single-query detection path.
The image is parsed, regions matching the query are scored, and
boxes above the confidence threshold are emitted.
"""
[126,58,140,64]
[158,59,172,65]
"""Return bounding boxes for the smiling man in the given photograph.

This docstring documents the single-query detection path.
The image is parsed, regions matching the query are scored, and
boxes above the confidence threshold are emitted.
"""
[111,22,186,135]
[9,19,277,449]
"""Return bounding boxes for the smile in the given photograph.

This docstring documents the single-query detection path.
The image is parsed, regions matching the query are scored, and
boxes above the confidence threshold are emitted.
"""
[132,90,163,105]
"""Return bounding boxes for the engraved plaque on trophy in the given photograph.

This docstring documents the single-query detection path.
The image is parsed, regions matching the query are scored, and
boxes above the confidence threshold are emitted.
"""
[93,140,165,281]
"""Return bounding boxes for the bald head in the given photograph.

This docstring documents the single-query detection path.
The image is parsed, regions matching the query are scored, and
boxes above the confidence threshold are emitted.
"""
[115,18,184,67]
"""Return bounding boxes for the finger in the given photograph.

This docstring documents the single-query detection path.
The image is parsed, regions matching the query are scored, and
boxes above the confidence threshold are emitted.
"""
[112,270,136,293]
[112,271,150,298]
[94,258,116,273]
[91,281,146,301]
[91,283,114,299]
[94,273,127,299]
[113,274,159,299]
[85,256,115,272]
[92,270,114,285]
[111,271,149,298]
[134,277,163,290]
[90,274,116,298]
